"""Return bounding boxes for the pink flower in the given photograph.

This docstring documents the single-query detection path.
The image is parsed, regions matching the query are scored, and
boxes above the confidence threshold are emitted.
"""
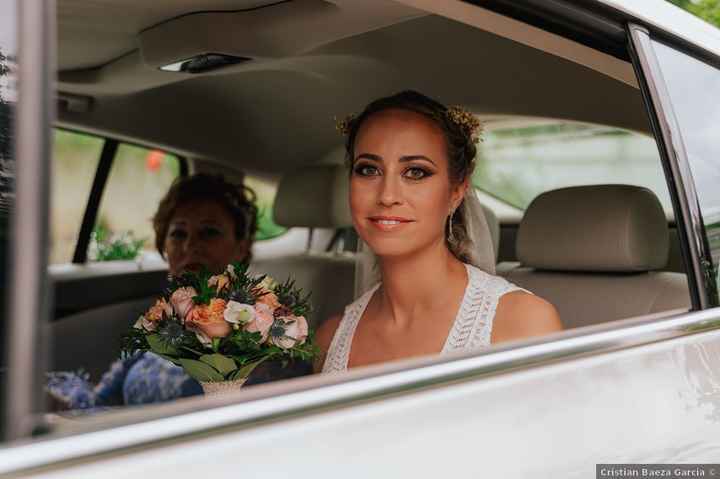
[268,314,309,349]
[170,287,197,321]
[244,303,274,341]
[186,299,231,340]
[255,290,281,310]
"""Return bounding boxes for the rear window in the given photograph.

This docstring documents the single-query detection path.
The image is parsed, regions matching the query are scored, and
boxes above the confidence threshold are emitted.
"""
[472,120,671,213]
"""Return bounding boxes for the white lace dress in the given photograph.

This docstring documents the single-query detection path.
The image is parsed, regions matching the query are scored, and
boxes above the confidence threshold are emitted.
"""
[322,263,528,373]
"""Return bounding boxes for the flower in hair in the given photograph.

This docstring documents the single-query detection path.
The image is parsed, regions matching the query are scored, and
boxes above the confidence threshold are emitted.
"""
[446,105,483,143]
[335,114,355,136]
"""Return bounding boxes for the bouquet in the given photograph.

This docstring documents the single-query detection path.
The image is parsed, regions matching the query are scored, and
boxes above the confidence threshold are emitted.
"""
[122,262,317,393]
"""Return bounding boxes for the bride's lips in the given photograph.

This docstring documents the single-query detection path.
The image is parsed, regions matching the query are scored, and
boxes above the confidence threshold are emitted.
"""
[367,215,415,232]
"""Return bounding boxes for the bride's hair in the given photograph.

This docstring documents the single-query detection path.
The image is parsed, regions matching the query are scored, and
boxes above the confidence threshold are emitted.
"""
[342,90,479,264]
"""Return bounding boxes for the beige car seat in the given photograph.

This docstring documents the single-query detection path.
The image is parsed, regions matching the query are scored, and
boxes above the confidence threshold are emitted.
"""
[498,185,691,329]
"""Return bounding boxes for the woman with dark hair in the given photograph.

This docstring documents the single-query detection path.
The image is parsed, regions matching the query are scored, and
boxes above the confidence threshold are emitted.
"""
[153,173,258,275]
[317,91,562,372]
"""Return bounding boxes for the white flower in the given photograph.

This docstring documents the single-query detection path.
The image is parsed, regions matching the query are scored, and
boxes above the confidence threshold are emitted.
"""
[133,317,144,329]
[223,301,255,325]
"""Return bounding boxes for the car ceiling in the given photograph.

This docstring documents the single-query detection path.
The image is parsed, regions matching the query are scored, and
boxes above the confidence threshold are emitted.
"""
[57,0,651,177]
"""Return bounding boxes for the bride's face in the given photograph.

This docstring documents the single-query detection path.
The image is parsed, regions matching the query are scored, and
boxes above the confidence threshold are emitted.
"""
[349,108,467,259]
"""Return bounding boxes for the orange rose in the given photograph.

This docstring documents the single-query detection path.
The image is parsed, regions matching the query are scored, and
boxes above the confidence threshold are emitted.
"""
[186,298,231,340]
[142,298,172,331]
[256,290,281,311]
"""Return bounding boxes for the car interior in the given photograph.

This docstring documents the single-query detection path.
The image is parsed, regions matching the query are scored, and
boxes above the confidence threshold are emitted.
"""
[47,0,692,382]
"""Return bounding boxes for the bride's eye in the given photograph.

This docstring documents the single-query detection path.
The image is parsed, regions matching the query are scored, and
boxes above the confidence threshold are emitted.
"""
[353,163,380,177]
[403,166,431,180]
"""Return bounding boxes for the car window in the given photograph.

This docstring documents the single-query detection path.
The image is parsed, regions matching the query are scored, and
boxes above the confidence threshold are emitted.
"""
[650,40,720,297]
[244,175,287,241]
[473,120,672,213]
[50,129,103,263]
[92,143,180,262]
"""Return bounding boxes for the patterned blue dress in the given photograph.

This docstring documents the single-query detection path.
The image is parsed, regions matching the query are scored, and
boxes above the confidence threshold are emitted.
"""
[46,353,313,412]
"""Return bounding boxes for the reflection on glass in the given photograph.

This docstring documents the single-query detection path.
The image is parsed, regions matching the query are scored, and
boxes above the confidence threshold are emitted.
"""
[652,41,720,296]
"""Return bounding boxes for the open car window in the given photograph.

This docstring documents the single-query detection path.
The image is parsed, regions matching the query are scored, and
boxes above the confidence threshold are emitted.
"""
[3,2,715,471]
[473,119,673,216]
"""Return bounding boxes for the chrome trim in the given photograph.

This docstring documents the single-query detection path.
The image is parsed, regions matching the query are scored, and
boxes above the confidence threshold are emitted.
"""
[4,0,55,441]
[2,307,720,475]
[628,24,716,308]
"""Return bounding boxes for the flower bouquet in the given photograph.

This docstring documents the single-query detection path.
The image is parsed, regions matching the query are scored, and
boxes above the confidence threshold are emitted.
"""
[122,262,317,395]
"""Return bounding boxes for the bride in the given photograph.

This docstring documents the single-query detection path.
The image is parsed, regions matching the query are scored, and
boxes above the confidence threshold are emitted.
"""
[316,91,562,372]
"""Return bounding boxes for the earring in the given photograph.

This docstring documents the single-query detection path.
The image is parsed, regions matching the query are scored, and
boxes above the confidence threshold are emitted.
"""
[447,209,456,243]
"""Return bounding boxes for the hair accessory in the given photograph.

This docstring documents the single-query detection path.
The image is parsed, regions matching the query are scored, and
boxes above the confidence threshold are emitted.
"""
[446,105,483,143]
[335,114,355,136]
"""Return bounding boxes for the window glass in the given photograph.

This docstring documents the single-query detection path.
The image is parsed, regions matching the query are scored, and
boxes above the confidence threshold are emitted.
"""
[473,120,671,212]
[50,129,103,263]
[92,144,179,262]
[245,175,287,241]
[651,41,720,295]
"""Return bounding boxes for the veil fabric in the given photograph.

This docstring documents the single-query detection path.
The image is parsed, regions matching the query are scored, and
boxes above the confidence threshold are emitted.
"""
[353,190,496,299]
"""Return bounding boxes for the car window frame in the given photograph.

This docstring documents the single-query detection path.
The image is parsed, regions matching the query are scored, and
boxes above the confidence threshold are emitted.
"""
[6,0,720,471]
[628,24,719,310]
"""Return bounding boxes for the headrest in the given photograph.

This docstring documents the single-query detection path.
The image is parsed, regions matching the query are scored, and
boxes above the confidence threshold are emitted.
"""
[517,185,669,272]
[273,164,352,228]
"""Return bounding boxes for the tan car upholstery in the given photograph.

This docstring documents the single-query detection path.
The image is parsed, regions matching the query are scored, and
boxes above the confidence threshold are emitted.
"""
[499,185,690,329]
[253,164,356,328]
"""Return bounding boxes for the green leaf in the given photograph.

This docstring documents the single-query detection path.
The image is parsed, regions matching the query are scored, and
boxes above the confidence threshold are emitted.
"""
[147,334,180,356]
[177,358,225,382]
[229,357,267,381]
[199,354,237,375]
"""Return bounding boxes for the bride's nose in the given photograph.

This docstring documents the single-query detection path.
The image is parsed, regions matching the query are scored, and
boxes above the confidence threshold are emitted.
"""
[377,174,402,206]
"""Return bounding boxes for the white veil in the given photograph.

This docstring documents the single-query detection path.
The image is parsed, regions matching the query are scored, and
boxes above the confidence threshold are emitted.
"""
[353,190,496,299]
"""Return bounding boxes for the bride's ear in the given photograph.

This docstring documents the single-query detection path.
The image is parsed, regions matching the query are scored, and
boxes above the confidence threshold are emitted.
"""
[451,178,470,210]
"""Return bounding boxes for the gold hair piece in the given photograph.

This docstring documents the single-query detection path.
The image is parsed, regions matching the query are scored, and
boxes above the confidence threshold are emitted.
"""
[334,114,355,136]
[334,106,483,143]
[446,105,483,143]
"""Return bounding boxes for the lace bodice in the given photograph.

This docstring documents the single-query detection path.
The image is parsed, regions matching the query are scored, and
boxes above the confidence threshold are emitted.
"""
[321,263,527,373]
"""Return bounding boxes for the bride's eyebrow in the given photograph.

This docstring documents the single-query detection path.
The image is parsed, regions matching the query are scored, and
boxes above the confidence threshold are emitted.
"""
[355,153,382,162]
[399,155,436,166]
[354,153,436,167]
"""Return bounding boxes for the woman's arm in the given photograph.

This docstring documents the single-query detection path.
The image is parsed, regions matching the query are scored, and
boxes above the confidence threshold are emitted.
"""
[491,291,563,344]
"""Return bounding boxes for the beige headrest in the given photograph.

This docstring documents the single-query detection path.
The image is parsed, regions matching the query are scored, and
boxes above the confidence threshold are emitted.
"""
[517,185,669,272]
[273,164,352,228]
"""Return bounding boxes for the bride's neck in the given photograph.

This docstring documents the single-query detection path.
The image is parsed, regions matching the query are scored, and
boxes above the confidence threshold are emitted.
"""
[377,243,466,325]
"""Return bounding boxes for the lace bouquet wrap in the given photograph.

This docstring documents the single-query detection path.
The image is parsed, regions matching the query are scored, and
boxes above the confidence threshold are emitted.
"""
[123,262,317,394]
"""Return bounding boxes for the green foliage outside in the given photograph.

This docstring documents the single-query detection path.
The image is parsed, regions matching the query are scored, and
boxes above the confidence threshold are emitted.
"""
[668,0,720,27]
[89,224,146,261]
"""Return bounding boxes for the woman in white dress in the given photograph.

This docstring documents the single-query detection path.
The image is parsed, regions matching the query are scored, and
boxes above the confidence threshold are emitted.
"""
[317,91,562,373]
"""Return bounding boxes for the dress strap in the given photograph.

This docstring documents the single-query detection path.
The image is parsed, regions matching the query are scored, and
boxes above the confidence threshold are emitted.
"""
[321,283,380,373]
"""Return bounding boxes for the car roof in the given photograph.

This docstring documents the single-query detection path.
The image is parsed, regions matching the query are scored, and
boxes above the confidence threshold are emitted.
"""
[55,0,711,177]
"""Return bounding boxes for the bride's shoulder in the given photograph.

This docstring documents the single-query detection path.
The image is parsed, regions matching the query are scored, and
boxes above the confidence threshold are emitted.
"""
[490,289,563,344]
